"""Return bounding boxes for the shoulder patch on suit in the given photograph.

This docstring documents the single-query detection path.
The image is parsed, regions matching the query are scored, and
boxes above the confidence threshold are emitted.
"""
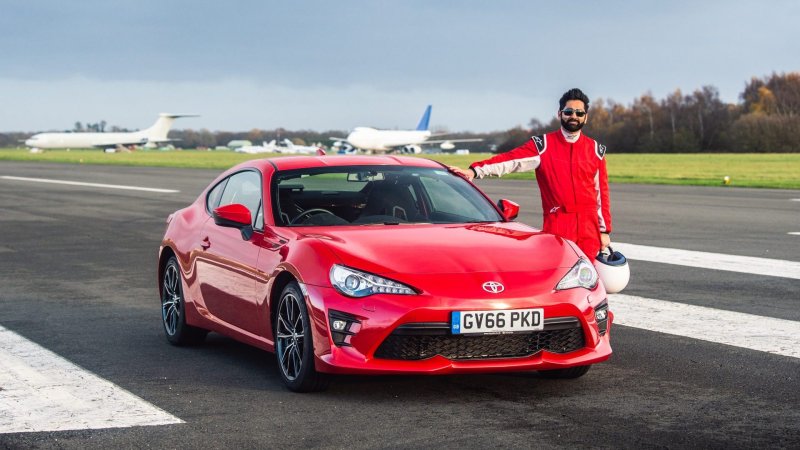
[595,141,607,159]
[531,135,547,154]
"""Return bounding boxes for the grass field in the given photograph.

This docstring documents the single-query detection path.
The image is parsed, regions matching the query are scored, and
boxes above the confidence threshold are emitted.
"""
[1,148,798,189]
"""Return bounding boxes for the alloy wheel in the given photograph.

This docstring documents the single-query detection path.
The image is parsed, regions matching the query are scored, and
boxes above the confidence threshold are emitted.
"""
[161,262,181,336]
[276,292,305,381]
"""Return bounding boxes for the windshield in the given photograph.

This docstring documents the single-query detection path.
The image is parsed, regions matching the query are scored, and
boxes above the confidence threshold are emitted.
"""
[272,166,503,226]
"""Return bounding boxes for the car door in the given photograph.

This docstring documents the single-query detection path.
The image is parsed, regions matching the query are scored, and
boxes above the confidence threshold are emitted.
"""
[197,169,265,336]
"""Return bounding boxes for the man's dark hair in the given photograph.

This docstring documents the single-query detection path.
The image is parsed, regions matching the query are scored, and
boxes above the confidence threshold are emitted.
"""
[559,88,590,111]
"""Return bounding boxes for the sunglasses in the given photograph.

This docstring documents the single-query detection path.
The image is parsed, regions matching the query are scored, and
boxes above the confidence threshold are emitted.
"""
[561,108,586,117]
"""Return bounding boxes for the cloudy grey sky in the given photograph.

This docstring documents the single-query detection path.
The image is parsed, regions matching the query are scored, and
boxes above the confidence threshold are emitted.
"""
[1,0,797,133]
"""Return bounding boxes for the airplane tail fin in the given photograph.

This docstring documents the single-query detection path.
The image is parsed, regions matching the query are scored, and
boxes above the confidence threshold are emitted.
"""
[416,105,432,131]
[142,113,199,143]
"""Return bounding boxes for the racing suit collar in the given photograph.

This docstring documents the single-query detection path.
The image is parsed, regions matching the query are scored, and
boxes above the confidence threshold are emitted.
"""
[560,127,582,143]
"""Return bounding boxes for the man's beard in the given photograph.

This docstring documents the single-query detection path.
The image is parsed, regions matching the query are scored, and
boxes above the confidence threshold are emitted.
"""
[561,116,584,132]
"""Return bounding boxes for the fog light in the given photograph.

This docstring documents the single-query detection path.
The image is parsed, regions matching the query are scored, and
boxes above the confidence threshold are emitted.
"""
[328,310,361,347]
[595,302,609,336]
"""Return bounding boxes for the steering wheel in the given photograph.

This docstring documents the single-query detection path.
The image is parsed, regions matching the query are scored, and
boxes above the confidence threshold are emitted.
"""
[290,208,337,225]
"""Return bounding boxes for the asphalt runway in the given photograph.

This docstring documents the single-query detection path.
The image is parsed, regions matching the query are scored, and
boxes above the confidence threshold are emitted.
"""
[1,161,798,448]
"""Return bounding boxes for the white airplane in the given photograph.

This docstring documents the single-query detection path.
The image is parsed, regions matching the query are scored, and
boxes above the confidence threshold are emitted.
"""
[24,113,198,150]
[234,139,322,154]
[275,139,322,154]
[235,140,280,154]
[330,105,482,154]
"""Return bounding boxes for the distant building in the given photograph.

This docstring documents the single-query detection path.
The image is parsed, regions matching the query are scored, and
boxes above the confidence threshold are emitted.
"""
[226,140,252,150]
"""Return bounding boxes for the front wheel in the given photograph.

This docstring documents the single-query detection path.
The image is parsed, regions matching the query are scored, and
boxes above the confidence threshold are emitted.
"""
[538,365,591,379]
[275,282,329,392]
[161,256,207,345]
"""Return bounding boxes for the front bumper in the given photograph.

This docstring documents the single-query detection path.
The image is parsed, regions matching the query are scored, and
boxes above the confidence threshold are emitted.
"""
[303,284,613,375]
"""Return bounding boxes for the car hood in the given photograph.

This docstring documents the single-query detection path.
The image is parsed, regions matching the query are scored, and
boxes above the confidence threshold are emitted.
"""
[301,223,578,275]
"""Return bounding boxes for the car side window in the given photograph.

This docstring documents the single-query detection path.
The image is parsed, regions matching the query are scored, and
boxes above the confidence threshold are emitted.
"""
[254,203,264,229]
[218,171,262,226]
[206,179,227,212]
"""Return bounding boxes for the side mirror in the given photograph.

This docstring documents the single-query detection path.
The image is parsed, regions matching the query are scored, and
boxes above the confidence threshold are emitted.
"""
[213,203,254,240]
[497,199,520,221]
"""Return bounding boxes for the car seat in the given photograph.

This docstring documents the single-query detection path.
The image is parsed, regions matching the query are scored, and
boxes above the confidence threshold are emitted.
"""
[360,180,420,221]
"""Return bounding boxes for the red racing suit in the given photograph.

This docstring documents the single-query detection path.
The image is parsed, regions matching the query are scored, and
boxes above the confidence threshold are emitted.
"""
[471,130,612,261]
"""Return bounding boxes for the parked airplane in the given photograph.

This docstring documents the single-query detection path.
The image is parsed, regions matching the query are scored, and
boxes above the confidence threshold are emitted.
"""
[235,140,280,154]
[330,105,482,154]
[234,139,323,154]
[24,113,198,150]
[275,139,322,154]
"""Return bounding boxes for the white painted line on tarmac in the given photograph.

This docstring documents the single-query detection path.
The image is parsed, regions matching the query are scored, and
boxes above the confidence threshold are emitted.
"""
[610,294,800,359]
[0,176,179,193]
[788,232,800,236]
[790,199,800,202]
[614,242,800,280]
[0,325,183,434]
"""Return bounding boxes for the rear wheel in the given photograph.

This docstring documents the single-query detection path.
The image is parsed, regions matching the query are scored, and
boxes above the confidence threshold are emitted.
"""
[161,256,207,345]
[275,282,329,392]
[538,365,591,379]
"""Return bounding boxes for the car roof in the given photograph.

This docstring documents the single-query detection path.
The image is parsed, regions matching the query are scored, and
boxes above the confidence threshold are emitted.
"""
[243,155,445,172]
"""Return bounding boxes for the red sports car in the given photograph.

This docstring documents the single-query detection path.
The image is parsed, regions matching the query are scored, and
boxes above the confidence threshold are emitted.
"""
[158,156,613,392]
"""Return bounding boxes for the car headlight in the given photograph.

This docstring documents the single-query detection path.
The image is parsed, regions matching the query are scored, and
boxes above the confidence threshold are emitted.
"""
[555,258,599,291]
[330,264,416,297]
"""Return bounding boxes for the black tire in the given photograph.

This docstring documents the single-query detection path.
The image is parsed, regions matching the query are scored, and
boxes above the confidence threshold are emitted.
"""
[161,256,208,346]
[275,282,329,392]
[538,365,591,379]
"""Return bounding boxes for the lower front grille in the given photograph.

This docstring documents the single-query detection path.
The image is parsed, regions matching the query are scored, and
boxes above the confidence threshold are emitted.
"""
[374,317,585,361]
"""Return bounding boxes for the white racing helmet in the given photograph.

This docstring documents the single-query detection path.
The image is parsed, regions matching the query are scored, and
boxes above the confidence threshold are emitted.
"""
[594,247,630,294]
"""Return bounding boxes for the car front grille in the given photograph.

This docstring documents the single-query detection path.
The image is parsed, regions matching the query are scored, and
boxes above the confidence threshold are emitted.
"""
[374,317,585,361]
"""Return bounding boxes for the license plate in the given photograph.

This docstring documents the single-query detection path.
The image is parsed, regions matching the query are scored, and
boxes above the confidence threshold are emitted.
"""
[451,308,544,335]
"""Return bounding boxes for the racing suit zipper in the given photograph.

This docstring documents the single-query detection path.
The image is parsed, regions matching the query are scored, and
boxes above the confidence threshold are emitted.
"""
[570,143,577,207]
[569,142,581,239]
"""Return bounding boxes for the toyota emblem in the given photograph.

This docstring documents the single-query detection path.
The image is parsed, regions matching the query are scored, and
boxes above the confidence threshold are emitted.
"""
[482,281,505,294]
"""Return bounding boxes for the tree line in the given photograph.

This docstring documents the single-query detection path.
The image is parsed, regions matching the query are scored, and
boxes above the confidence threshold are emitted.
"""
[2,72,798,153]
[521,72,800,153]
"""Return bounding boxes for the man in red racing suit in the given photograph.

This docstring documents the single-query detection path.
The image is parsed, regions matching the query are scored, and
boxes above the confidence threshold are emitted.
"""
[452,88,612,261]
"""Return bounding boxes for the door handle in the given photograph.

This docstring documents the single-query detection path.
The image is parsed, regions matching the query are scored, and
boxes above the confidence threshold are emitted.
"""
[201,237,211,249]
